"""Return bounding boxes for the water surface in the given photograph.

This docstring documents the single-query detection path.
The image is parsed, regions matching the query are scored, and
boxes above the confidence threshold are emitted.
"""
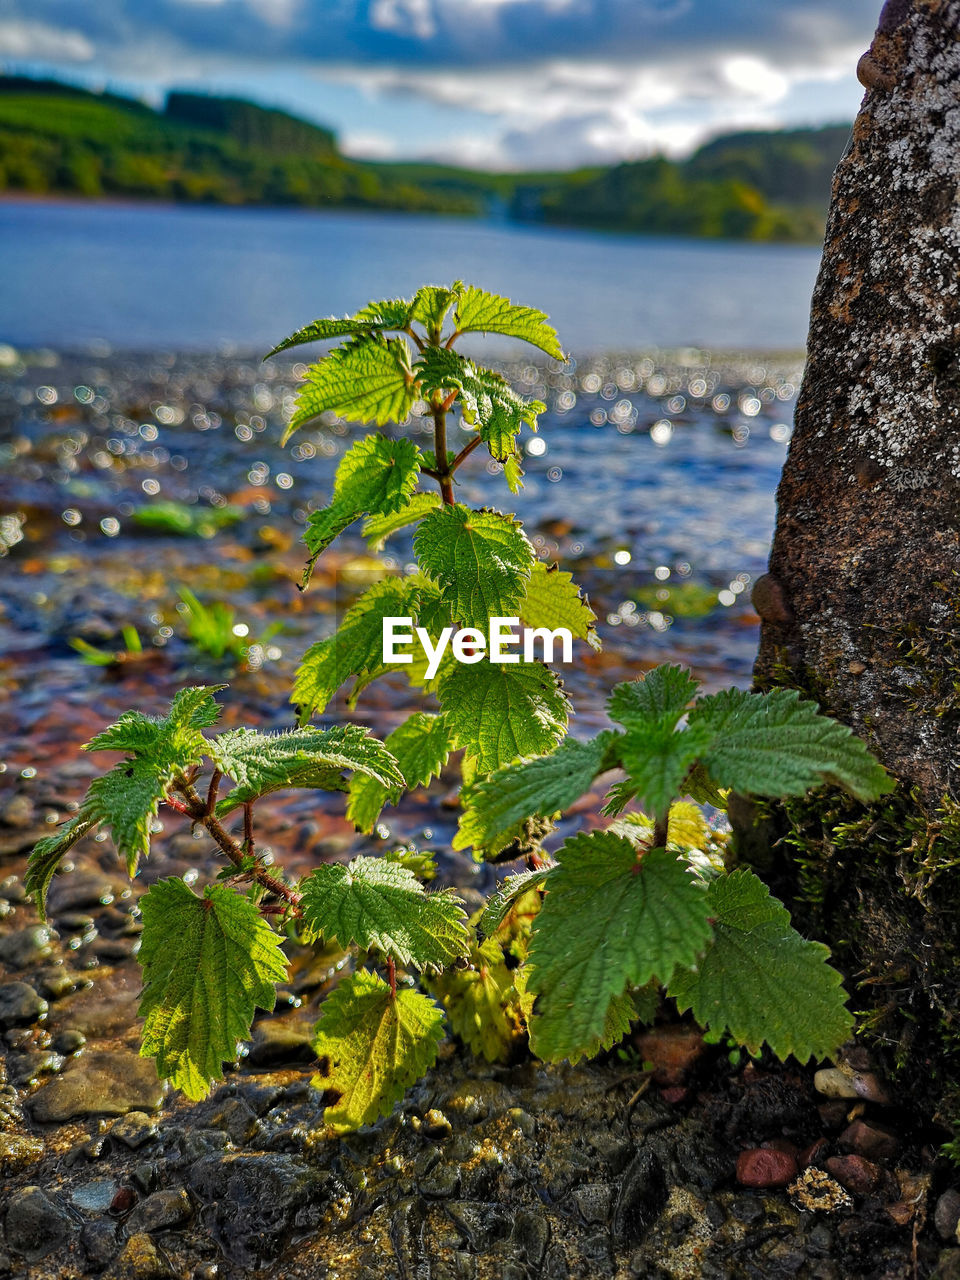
[0,201,820,355]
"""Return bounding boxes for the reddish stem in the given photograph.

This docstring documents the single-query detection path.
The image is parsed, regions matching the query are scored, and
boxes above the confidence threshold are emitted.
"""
[387,956,397,999]
[206,769,222,816]
[243,802,255,856]
[173,779,303,912]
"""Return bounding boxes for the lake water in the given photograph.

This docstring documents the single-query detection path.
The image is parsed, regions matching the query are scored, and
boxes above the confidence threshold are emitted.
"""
[0,200,821,355]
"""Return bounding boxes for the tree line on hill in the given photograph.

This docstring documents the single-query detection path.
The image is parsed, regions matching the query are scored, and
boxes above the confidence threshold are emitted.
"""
[0,75,848,242]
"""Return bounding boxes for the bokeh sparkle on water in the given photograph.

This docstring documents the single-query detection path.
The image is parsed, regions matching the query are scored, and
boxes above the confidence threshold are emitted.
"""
[0,343,797,881]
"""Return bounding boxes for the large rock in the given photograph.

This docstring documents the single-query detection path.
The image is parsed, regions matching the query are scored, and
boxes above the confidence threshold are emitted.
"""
[188,1152,331,1268]
[751,0,960,1126]
[4,1186,77,1261]
[28,1050,165,1122]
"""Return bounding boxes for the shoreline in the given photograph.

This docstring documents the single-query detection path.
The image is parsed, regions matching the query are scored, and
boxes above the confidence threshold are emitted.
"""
[0,190,826,249]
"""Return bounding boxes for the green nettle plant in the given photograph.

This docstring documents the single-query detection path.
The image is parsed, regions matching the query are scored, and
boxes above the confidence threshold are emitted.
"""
[27,283,895,1133]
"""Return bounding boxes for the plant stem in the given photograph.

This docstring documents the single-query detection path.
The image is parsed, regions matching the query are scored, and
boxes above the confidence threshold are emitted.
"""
[653,816,669,850]
[432,403,455,505]
[243,802,255,855]
[387,955,397,999]
[451,435,482,472]
[206,769,222,815]
[172,779,302,911]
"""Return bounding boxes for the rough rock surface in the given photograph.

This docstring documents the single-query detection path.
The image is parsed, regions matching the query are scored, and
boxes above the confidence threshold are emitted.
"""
[752,0,960,1119]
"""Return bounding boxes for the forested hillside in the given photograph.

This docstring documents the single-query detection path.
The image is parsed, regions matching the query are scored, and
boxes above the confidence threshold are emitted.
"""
[0,75,848,241]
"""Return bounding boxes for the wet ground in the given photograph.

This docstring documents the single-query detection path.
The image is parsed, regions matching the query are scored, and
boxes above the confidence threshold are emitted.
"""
[1,346,958,1278]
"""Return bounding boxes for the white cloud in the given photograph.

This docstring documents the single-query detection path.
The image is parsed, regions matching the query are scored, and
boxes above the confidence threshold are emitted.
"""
[340,129,401,159]
[0,20,94,62]
[320,47,861,168]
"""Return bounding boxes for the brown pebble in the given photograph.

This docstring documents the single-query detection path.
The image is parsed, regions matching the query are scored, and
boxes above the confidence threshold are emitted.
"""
[848,661,867,675]
[736,1147,798,1189]
[659,1085,688,1105]
[799,1138,830,1169]
[826,1154,883,1196]
[886,1200,915,1226]
[840,1118,900,1161]
[635,1025,704,1085]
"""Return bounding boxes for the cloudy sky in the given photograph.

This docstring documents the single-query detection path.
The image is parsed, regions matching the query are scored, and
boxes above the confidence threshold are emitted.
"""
[0,0,879,169]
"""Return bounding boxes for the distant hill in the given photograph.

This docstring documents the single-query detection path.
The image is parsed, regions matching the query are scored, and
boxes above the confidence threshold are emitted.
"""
[0,75,475,213]
[512,124,850,241]
[0,75,849,241]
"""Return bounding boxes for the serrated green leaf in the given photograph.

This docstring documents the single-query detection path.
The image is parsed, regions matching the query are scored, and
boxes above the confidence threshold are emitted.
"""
[362,492,441,551]
[426,935,522,1063]
[453,285,564,360]
[621,722,715,824]
[414,504,533,629]
[28,687,224,912]
[439,660,569,773]
[684,762,729,810]
[688,686,894,803]
[25,813,100,920]
[504,456,524,493]
[312,969,444,1133]
[266,299,414,357]
[302,435,422,574]
[284,335,416,442]
[520,560,600,651]
[600,777,637,817]
[667,868,852,1061]
[416,348,543,462]
[347,712,452,832]
[478,868,553,936]
[292,578,415,721]
[300,856,468,970]
[517,964,644,1062]
[607,665,700,733]
[138,879,288,1100]
[213,724,403,815]
[526,833,713,1062]
[456,732,618,854]
[410,283,460,335]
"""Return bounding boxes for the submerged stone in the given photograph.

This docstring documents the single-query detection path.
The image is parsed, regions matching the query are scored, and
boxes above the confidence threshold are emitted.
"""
[28,1050,165,1122]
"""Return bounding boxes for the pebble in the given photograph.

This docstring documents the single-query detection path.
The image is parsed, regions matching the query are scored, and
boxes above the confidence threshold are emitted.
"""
[936,1189,960,1242]
[102,1231,175,1280]
[244,1018,315,1065]
[28,1050,166,1122]
[0,925,56,969]
[813,1067,859,1099]
[46,872,116,914]
[419,1161,461,1198]
[111,1111,160,1149]
[573,1182,616,1224]
[634,1024,704,1084]
[71,1178,121,1212]
[825,1154,884,1196]
[53,1027,86,1054]
[735,1147,798,1188]
[128,1189,192,1232]
[0,875,26,902]
[1,794,37,827]
[0,981,48,1028]
[839,1118,900,1160]
[81,1219,121,1269]
[4,1185,77,1261]
[422,1108,453,1140]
